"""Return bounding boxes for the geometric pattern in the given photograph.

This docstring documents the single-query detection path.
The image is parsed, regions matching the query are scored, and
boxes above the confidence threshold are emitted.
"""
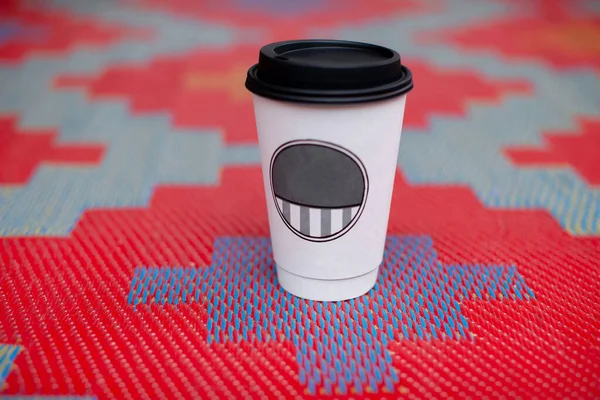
[136,0,432,39]
[325,0,600,236]
[1,0,599,398]
[505,118,600,185]
[0,117,104,185]
[0,0,143,63]
[209,236,531,395]
[0,112,223,236]
[2,165,598,398]
[126,236,533,395]
[55,46,260,144]
[398,118,600,235]
[55,55,532,140]
[430,4,600,71]
[402,60,531,129]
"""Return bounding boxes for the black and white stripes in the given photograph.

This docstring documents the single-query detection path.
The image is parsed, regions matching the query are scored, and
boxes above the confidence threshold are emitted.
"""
[276,197,360,239]
[270,140,368,242]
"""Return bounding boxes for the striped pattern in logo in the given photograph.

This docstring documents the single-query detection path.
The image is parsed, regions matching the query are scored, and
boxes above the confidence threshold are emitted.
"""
[276,196,360,238]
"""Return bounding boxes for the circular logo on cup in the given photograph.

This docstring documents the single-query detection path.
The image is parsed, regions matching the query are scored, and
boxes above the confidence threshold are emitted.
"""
[270,140,368,242]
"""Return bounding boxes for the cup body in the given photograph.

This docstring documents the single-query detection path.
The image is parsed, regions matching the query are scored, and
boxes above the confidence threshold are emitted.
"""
[252,94,407,301]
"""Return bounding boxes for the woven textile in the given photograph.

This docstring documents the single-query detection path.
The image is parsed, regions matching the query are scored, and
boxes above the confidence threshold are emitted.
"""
[1,0,599,398]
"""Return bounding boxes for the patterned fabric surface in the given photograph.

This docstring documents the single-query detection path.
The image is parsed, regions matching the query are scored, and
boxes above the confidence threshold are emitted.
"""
[1,0,599,398]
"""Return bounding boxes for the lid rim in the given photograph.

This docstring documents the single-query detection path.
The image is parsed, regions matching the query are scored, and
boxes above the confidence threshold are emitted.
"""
[246,39,414,105]
[246,64,414,104]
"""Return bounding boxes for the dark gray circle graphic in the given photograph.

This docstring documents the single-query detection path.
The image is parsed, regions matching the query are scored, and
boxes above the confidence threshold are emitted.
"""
[270,140,368,242]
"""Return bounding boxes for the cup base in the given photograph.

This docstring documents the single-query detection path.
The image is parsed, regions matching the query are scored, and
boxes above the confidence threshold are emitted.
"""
[276,266,378,302]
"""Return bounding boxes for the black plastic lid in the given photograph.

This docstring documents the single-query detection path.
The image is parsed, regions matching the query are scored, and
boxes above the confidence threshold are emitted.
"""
[245,39,413,104]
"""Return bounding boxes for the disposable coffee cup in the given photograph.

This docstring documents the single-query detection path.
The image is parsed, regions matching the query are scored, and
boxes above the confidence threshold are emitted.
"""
[245,39,413,301]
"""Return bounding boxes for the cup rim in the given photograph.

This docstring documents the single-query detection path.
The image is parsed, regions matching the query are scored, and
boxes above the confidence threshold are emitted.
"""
[245,39,414,104]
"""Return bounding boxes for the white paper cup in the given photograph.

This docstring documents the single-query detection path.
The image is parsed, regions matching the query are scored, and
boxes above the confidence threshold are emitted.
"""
[246,40,413,301]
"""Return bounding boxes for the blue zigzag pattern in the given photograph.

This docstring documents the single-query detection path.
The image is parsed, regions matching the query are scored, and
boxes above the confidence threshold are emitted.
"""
[128,235,535,395]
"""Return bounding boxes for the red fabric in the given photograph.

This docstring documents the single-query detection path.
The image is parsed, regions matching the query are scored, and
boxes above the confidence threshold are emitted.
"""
[1,0,599,398]
[2,168,599,398]
[0,117,105,184]
[505,119,600,185]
